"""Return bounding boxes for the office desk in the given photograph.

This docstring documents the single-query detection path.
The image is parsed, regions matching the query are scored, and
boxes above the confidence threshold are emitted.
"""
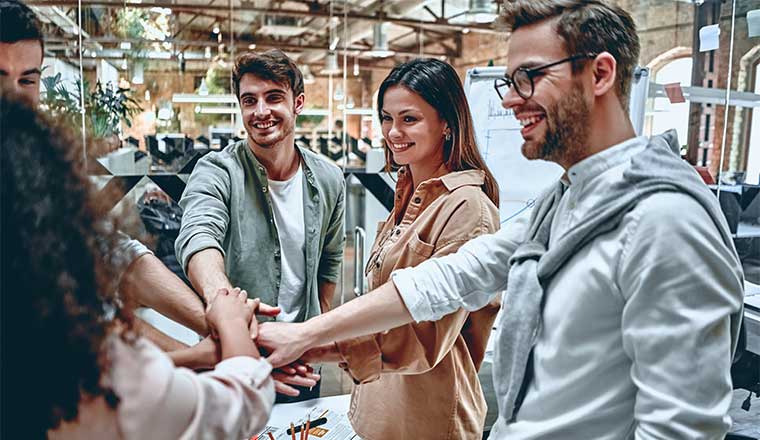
[257,394,360,440]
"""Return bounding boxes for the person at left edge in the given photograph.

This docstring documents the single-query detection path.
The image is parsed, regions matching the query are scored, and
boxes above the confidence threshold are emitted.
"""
[175,49,346,401]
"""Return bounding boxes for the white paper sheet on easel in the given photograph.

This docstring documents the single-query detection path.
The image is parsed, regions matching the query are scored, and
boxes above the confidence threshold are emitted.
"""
[699,24,720,52]
[748,10,760,38]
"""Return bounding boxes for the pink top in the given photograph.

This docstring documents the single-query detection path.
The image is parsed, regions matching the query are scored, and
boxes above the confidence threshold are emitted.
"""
[49,336,275,439]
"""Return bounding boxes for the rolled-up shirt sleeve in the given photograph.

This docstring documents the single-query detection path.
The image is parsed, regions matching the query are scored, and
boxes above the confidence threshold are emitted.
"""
[392,213,527,323]
[107,232,153,282]
[617,193,744,439]
[175,157,232,273]
[112,337,275,440]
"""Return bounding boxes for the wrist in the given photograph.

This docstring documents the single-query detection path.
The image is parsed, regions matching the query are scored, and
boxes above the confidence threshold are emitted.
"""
[216,317,250,336]
[299,321,320,350]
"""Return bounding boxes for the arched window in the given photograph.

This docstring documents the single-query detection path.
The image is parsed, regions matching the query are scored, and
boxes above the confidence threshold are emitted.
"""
[647,57,693,149]
[744,60,760,184]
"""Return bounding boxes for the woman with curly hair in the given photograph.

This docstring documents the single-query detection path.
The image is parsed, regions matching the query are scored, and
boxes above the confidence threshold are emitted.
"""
[0,94,275,439]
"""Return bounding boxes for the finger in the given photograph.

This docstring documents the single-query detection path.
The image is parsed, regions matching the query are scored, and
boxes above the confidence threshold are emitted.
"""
[272,372,317,388]
[274,381,300,397]
[293,363,311,375]
[231,287,241,296]
[249,319,258,339]
[256,302,281,317]
[278,365,297,375]
[304,372,320,381]
[239,290,249,302]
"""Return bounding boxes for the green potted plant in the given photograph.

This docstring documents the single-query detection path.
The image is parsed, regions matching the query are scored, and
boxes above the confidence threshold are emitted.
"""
[40,73,142,152]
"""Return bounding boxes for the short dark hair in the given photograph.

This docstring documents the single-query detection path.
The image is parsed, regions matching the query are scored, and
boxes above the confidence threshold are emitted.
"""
[0,0,44,52]
[232,49,304,99]
[500,0,640,109]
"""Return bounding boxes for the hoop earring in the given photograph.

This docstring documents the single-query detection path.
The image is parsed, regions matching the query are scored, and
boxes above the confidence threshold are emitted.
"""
[445,132,451,141]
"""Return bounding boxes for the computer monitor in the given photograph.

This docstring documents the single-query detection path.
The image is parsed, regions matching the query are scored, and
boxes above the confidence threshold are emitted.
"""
[158,133,188,156]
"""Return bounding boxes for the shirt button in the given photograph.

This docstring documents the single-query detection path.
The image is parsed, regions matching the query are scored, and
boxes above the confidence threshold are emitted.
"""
[310,227,316,234]
[413,197,421,204]
[262,186,268,193]
[258,166,265,173]
[395,229,401,235]
[375,261,381,268]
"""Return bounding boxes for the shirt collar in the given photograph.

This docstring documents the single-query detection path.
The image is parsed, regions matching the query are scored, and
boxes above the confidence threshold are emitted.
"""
[396,166,484,193]
[565,136,648,186]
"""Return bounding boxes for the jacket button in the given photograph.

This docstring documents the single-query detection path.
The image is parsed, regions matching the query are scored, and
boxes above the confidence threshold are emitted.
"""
[375,261,381,268]
[413,197,421,204]
[395,229,401,235]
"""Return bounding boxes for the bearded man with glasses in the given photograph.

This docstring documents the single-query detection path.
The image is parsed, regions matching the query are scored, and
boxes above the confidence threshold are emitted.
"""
[256,1,745,438]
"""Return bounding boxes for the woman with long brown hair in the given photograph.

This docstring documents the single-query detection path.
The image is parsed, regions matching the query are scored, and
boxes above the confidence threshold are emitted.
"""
[302,58,501,439]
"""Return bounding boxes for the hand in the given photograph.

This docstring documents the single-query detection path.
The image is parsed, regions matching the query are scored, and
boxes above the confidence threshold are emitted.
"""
[272,361,321,396]
[246,298,280,339]
[206,288,255,337]
[257,322,312,368]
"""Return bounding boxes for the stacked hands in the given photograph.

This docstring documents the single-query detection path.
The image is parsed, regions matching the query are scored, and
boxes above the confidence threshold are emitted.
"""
[203,287,321,397]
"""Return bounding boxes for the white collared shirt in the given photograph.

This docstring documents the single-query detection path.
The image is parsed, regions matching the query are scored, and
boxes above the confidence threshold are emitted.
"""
[392,136,744,439]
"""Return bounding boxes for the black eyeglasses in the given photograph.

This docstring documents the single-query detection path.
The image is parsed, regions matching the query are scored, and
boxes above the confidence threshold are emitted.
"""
[494,53,597,100]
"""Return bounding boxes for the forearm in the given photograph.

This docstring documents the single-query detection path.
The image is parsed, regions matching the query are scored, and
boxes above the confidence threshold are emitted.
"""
[304,342,343,363]
[168,347,205,369]
[303,281,413,349]
[122,254,208,335]
[187,248,233,305]
[136,318,189,352]
[218,319,260,360]
[317,280,336,312]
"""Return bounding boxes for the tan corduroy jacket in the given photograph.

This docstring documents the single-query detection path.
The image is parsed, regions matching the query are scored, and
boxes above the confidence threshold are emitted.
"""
[336,166,500,440]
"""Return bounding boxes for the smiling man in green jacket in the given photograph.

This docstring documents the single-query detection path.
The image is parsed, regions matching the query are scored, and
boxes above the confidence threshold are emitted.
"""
[175,50,345,400]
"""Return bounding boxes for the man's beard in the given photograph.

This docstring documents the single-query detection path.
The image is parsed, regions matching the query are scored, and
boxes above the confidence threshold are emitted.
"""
[540,82,590,164]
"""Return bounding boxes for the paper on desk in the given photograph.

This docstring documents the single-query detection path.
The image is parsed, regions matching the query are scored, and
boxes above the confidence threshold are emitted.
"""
[253,408,361,440]
[699,24,720,52]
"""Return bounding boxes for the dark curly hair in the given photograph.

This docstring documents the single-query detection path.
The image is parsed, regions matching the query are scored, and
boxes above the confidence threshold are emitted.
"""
[0,93,131,437]
[0,0,44,53]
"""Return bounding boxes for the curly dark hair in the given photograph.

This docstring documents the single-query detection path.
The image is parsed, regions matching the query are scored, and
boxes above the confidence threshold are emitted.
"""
[0,0,44,53]
[0,93,131,437]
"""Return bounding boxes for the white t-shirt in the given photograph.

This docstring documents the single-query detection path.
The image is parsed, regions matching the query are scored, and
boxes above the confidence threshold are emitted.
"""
[268,164,307,323]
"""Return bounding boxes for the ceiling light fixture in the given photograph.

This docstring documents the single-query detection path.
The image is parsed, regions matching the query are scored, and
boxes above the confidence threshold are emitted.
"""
[467,0,497,24]
[329,36,340,51]
[363,22,395,58]
[302,65,316,84]
[321,51,342,75]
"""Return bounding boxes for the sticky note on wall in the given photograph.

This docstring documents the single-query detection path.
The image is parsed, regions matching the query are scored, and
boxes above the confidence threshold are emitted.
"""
[699,24,720,52]
[664,83,686,104]
[748,10,760,38]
